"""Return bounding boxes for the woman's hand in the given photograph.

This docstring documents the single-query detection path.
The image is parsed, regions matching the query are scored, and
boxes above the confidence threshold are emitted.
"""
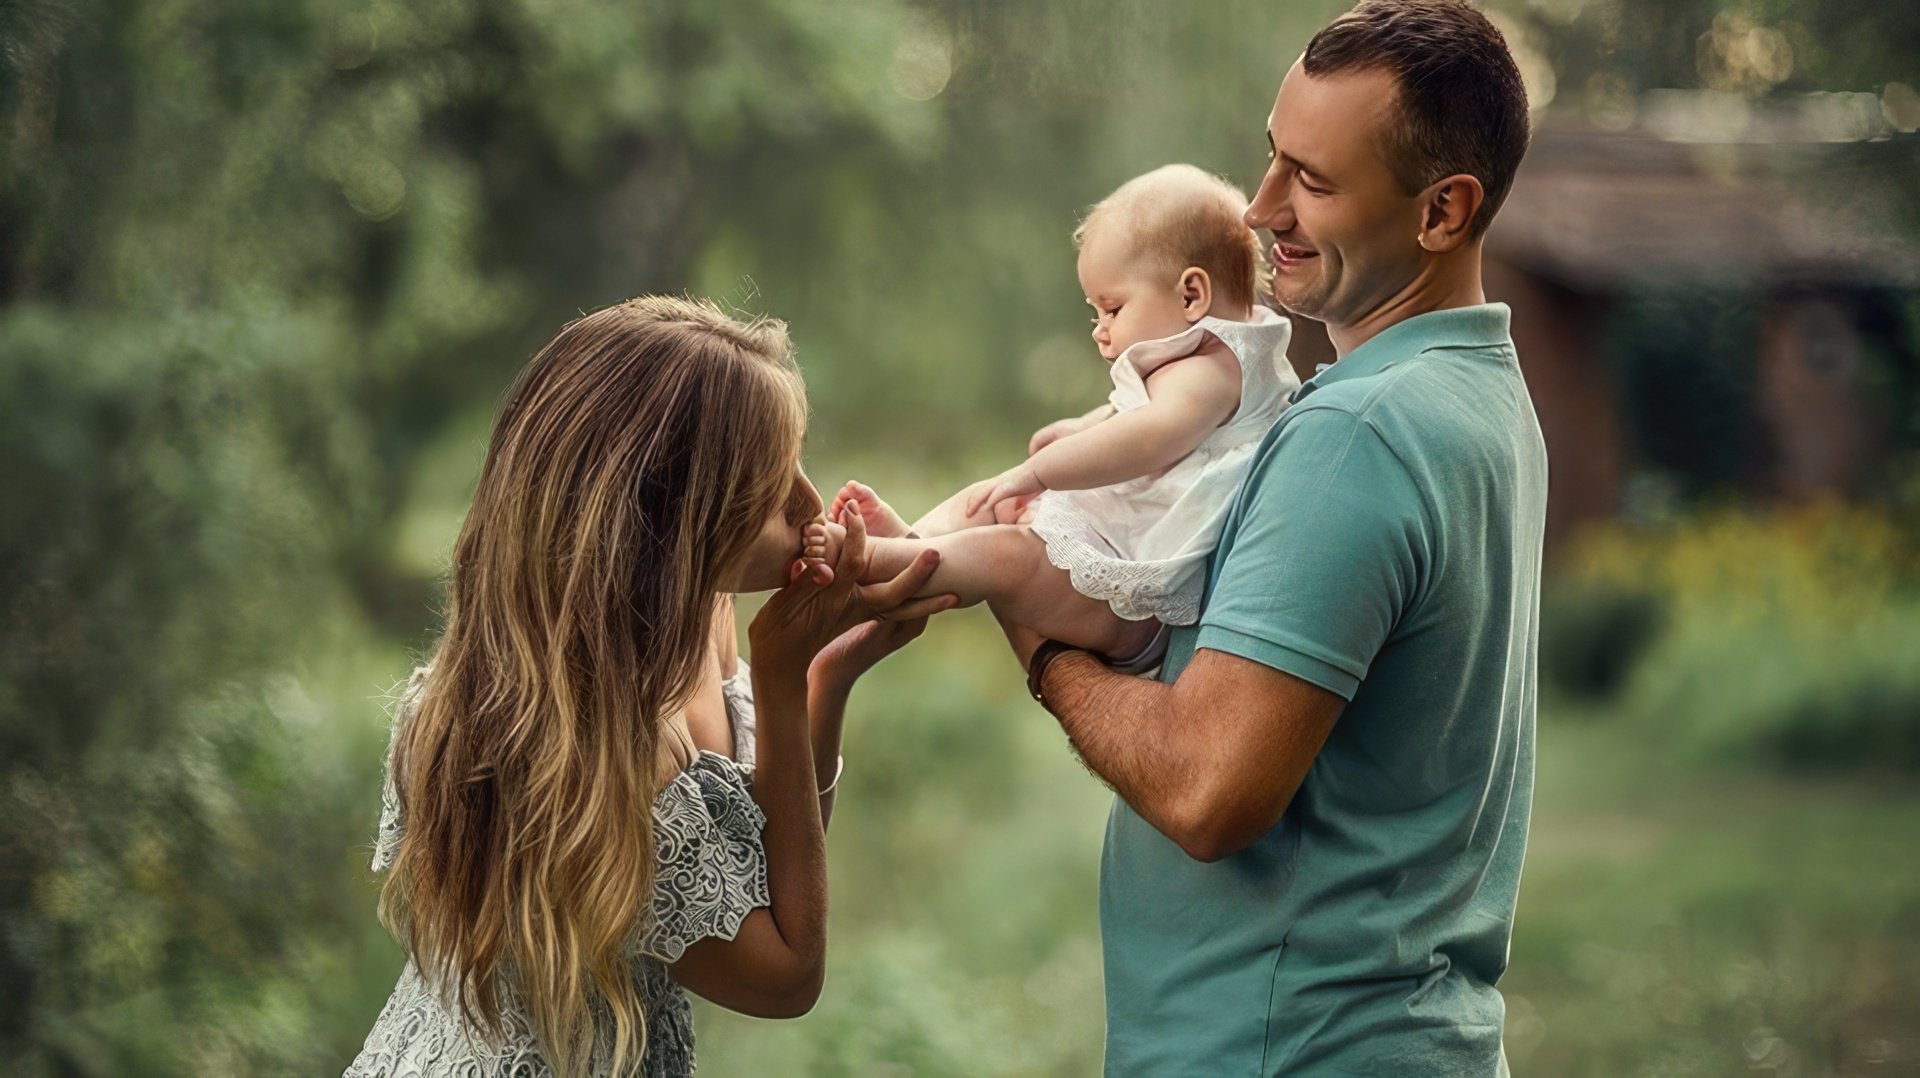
[810,612,933,697]
[748,508,952,682]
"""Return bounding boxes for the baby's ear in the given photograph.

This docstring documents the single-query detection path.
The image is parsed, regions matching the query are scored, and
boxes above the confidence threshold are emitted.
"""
[1179,266,1213,322]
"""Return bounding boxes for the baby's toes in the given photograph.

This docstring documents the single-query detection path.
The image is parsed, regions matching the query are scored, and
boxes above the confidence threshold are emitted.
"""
[802,521,829,560]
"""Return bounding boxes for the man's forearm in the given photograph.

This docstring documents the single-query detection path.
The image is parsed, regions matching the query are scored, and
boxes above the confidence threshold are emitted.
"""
[1038,650,1200,838]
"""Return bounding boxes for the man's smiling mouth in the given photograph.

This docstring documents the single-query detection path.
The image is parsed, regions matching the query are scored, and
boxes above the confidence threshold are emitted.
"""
[1272,241,1319,266]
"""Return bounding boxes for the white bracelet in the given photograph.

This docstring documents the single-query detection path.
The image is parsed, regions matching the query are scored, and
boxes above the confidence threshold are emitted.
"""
[818,755,845,797]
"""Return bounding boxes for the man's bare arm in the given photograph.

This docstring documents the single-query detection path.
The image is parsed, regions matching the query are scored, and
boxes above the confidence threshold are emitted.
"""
[1036,646,1343,861]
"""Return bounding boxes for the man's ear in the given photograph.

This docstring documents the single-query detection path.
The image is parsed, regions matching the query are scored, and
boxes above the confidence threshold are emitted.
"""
[1179,267,1213,322]
[1417,174,1485,253]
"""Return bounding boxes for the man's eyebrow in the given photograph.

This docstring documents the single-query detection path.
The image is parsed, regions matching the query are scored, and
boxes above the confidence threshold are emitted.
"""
[1284,153,1329,181]
[1266,129,1329,181]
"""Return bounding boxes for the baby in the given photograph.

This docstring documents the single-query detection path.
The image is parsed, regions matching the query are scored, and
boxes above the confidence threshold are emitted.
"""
[838,164,1300,669]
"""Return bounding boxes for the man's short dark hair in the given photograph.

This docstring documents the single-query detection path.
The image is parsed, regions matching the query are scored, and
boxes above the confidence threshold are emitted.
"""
[1304,0,1530,240]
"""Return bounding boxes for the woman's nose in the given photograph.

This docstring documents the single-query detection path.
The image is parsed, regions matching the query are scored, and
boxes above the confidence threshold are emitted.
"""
[786,469,824,525]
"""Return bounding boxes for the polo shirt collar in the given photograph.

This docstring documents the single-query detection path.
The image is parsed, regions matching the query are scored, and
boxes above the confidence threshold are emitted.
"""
[1294,302,1512,402]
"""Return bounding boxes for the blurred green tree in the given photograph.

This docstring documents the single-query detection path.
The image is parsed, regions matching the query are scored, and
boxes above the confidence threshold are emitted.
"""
[0,0,937,1070]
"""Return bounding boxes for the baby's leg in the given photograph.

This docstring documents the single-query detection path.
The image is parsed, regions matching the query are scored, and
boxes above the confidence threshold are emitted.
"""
[910,487,1034,537]
[835,478,1027,540]
[865,526,1160,659]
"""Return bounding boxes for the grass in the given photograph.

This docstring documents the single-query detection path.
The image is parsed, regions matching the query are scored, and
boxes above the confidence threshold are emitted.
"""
[1505,719,1920,1077]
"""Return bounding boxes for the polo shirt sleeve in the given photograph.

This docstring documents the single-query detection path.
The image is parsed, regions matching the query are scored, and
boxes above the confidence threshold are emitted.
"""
[1194,406,1426,699]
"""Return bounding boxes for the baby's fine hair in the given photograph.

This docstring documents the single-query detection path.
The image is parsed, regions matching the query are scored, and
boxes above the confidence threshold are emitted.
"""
[1073,165,1270,311]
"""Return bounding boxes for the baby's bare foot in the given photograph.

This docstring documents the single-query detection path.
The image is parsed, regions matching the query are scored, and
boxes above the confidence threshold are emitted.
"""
[786,518,831,583]
[831,480,915,539]
[801,520,832,563]
[793,518,849,582]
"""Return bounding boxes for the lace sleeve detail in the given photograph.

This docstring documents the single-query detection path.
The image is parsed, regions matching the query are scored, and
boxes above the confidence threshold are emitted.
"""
[638,753,770,963]
[371,667,430,873]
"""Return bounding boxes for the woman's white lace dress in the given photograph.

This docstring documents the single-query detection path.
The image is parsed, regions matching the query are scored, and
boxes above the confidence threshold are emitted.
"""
[344,666,768,1077]
[1028,307,1298,625]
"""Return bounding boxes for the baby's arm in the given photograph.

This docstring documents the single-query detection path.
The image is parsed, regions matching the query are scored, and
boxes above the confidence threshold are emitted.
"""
[1029,403,1117,456]
[968,345,1241,516]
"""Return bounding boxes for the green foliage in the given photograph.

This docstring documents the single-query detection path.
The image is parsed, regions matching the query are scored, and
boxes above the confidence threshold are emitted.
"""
[1551,505,1920,769]
[1540,578,1666,703]
[0,0,943,1069]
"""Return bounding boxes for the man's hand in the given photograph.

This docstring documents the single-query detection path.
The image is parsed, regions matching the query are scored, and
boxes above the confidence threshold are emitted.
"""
[964,462,1045,520]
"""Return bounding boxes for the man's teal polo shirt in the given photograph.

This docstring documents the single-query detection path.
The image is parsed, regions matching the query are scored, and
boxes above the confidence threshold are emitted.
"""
[1100,303,1547,1076]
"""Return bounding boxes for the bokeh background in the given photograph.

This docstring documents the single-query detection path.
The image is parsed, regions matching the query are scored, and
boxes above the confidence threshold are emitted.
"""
[4,1,1918,1074]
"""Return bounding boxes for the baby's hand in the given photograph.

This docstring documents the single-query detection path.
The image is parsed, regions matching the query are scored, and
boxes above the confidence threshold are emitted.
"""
[1028,418,1082,456]
[964,462,1045,519]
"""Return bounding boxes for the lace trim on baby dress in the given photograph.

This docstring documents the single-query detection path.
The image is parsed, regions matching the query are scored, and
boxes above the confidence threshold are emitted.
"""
[1031,523,1205,625]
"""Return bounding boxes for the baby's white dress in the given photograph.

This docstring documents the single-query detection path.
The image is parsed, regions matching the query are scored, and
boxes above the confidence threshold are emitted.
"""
[1028,308,1298,626]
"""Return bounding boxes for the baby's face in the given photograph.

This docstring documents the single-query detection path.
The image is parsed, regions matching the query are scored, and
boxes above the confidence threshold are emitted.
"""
[1076,227,1195,362]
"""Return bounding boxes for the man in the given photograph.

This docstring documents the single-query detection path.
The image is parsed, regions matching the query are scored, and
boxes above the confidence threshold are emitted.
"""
[1001,2,1546,1073]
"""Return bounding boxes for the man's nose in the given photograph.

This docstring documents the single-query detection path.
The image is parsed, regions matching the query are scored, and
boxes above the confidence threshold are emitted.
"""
[1245,174,1293,233]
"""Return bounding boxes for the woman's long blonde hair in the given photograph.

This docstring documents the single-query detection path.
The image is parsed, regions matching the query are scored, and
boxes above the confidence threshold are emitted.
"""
[380,295,809,1074]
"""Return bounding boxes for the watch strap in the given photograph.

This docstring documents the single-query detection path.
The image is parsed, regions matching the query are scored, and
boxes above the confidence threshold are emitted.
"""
[1027,639,1081,704]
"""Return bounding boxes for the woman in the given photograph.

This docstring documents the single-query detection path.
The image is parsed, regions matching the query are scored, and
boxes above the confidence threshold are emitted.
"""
[346,295,951,1076]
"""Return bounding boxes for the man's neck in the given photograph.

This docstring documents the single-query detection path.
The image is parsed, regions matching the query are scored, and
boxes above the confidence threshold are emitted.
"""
[1327,253,1486,357]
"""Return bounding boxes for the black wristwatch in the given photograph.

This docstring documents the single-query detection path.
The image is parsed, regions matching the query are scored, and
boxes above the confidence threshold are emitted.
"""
[1027,639,1083,705]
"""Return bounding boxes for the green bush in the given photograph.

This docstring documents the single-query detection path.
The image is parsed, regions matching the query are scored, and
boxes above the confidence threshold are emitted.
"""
[1540,579,1666,703]
[1551,505,1920,770]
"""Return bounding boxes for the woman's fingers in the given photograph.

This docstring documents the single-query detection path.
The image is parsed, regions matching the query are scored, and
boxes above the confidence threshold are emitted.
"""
[829,481,855,522]
[859,547,942,615]
[879,592,960,622]
[833,502,869,582]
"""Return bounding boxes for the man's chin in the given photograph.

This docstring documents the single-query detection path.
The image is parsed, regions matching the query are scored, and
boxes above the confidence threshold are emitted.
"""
[1267,285,1329,322]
